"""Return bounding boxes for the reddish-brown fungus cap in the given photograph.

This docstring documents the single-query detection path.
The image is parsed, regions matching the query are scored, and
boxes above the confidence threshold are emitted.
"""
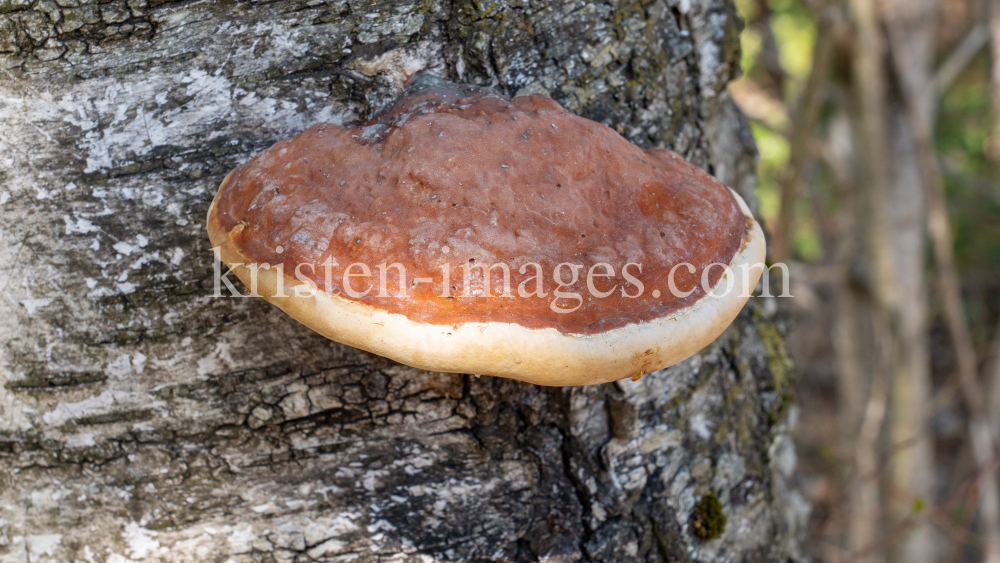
[207,75,765,386]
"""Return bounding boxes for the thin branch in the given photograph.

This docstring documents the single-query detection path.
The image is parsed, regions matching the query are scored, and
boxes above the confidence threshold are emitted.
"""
[926,106,1000,563]
[988,0,1000,160]
[933,25,990,97]
[772,4,836,262]
[848,352,889,563]
[944,478,980,563]
[845,437,1000,563]
[988,315,1000,434]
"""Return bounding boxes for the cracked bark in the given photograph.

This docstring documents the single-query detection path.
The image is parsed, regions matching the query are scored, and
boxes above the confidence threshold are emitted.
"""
[0,0,808,561]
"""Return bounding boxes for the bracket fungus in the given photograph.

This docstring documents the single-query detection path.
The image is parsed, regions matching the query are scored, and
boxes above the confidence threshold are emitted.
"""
[207,75,765,386]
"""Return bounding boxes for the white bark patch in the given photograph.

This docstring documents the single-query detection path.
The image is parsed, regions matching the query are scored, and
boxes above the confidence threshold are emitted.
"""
[226,523,256,551]
[196,340,237,376]
[106,353,133,379]
[170,247,185,265]
[133,352,147,374]
[63,215,101,234]
[640,425,682,454]
[698,40,720,97]
[20,299,53,315]
[124,522,161,559]
[690,412,712,440]
[770,434,798,478]
[350,41,445,89]
[113,241,138,256]
[367,519,397,534]
[307,538,346,558]
[42,390,116,425]
[47,69,241,175]
[26,534,62,558]
[65,433,97,448]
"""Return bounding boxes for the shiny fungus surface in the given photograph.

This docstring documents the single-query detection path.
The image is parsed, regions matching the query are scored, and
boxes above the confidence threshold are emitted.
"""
[211,76,748,335]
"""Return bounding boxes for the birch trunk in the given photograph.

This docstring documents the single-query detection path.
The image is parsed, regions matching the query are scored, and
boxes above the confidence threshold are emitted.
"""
[0,1,808,561]
[880,1,936,560]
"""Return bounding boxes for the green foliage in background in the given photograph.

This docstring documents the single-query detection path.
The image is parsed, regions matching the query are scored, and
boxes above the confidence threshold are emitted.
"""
[734,0,1000,311]
[936,58,1000,341]
[734,0,823,262]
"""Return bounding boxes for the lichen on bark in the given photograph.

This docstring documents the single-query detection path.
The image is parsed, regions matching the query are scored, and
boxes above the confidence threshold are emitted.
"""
[0,0,807,561]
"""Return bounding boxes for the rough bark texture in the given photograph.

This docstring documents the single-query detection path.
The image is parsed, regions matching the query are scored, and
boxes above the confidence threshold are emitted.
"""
[0,0,808,561]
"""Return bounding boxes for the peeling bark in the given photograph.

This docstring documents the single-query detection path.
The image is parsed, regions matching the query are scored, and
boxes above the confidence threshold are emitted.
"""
[0,0,807,561]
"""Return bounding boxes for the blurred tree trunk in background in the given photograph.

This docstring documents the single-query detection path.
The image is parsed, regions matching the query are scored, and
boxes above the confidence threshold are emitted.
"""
[0,0,810,561]
[732,0,1000,559]
[842,2,899,561]
[881,1,936,561]
[887,0,1000,560]
[843,0,974,560]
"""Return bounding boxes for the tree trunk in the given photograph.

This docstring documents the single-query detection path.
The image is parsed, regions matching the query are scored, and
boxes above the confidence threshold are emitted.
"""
[880,1,936,561]
[0,1,808,561]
